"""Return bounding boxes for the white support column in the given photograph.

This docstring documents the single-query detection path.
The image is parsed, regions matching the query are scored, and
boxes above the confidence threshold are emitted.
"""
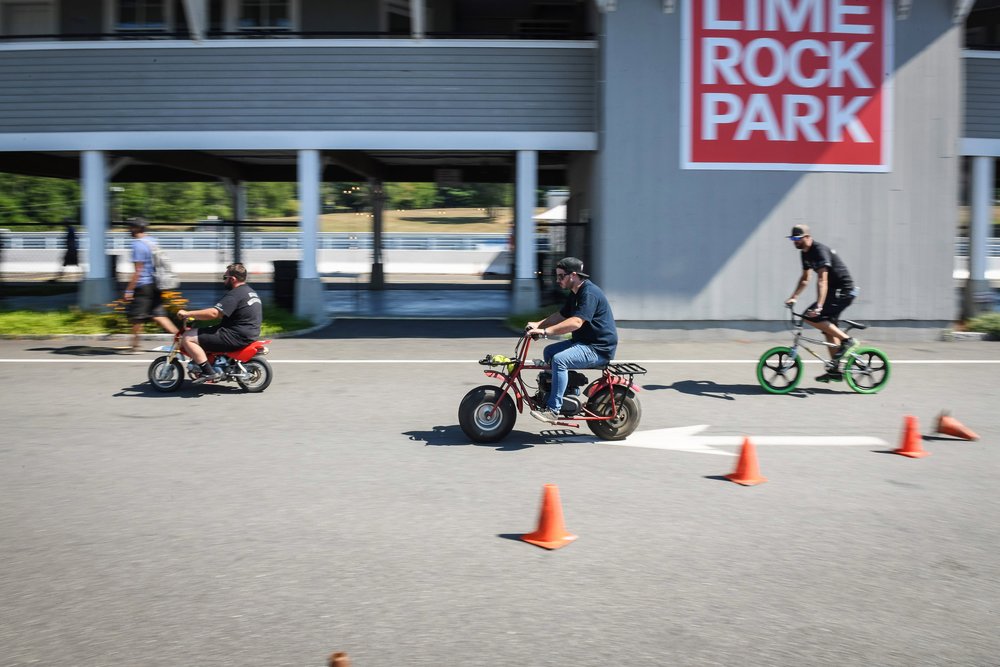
[80,150,113,310]
[295,149,324,322]
[181,0,206,40]
[512,150,540,314]
[955,0,976,23]
[966,156,995,317]
[410,0,425,39]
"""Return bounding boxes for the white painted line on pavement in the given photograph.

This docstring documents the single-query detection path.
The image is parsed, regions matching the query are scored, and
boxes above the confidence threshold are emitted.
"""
[635,359,1000,364]
[0,358,472,363]
[1,358,999,364]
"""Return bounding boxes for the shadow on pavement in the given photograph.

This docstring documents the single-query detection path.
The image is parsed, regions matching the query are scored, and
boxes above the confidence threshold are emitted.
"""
[405,425,596,452]
[645,379,854,399]
[404,425,533,451]
[645,379,771,399]
[112,382,245,398]
[27,344,131,356]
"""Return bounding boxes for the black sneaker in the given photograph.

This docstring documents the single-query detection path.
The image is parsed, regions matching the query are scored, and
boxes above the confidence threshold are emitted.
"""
[816,371,843,383]
[192,370,222,385]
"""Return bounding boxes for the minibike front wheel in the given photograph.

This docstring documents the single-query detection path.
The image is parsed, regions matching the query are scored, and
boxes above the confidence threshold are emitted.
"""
[459,385,517,443]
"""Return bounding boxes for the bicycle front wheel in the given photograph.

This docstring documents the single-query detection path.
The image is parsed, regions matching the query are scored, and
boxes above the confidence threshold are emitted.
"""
[757,346,803,394]
[843,347,890,394]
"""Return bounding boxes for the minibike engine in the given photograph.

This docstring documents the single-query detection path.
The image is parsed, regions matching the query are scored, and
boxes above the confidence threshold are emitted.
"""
[536,370,590,416]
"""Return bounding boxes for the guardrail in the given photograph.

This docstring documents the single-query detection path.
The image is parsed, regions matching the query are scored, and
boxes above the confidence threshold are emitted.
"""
[0,231,984,255]
[0,231,528,251]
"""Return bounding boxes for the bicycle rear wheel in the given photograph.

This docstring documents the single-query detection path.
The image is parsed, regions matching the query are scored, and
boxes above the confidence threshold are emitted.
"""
[756,346,803,394]
[843,347,890,394]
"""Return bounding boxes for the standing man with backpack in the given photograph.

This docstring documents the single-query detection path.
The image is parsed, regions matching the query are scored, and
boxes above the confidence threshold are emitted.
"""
[123,218,177,353]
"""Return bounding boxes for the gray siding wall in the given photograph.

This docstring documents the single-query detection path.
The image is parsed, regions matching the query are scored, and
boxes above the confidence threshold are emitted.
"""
[0,43,595,132]
[965,53,1000,139]
[593,2,959,328]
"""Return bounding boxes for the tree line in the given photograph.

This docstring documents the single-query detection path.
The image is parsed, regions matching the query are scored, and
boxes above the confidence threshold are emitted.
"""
[0,174,513,227]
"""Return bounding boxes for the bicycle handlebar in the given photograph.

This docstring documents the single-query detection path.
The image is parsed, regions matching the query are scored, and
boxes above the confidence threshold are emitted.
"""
[786,303,809,320]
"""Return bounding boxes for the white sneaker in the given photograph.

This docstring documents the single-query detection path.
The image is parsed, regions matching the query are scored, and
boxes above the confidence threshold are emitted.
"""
[530,408,561,424]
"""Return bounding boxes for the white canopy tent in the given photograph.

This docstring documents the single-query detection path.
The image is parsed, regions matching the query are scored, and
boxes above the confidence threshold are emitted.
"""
[533,203,567,221]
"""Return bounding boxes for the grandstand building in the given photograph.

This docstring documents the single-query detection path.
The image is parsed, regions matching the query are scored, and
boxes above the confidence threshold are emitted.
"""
[0,0,997,335]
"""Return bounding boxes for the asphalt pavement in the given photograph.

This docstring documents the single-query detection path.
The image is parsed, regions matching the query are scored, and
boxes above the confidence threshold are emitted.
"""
[1,323,999,666]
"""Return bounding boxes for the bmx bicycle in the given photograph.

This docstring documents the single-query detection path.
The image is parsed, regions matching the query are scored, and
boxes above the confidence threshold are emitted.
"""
[756,304,890,395]
[147,319,273,393]
[458,333,647,443]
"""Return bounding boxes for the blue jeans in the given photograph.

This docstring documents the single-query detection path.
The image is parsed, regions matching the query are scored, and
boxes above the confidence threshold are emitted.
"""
[543,340,606,411]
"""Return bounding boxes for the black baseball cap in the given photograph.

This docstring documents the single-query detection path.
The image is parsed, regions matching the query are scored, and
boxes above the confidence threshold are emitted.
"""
[556,256,589,279]
[127,217,149,229]
[787,224,810,240]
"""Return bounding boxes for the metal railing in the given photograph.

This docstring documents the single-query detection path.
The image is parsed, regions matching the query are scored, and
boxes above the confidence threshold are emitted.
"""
[7,231,995,256]
[0,231,550,251]
[0,30,593,43]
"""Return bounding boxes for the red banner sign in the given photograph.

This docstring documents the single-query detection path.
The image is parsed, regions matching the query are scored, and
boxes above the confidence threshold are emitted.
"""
[682,0,891,171]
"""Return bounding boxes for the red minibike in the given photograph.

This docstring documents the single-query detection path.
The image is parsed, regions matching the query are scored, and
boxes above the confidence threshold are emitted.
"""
[458,333,646,443]
[147,320,273,393]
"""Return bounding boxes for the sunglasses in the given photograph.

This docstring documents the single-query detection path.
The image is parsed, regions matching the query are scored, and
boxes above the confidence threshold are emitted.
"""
[555,272,570,280]
[789,236,805,241]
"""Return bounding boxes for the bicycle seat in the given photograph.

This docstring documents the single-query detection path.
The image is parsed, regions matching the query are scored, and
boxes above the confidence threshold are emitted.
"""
[841,319,867,331]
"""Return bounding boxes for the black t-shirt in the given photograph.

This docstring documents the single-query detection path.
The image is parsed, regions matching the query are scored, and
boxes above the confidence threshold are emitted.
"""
[214,283,263,343]
[559,280,618,359]
[800,241,854,291]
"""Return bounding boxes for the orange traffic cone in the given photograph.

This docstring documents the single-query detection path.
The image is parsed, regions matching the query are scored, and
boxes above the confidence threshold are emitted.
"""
[725,437,767,485]
[936,411,980,441]
[893,415,930,458]
[328,652,351,667]
[521,484,578,549]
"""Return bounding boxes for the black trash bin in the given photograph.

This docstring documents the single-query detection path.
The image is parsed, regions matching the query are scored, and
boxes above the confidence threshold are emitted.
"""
[537,250,560,303]
[108,254,118,288]
[273,260,297,311]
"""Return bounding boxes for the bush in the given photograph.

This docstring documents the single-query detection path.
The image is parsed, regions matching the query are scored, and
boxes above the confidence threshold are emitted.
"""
[0,294,313,336]
[105,290,189,334]
[505,308,555,333]
[965,312,1000,339]
[103,291,311,335]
